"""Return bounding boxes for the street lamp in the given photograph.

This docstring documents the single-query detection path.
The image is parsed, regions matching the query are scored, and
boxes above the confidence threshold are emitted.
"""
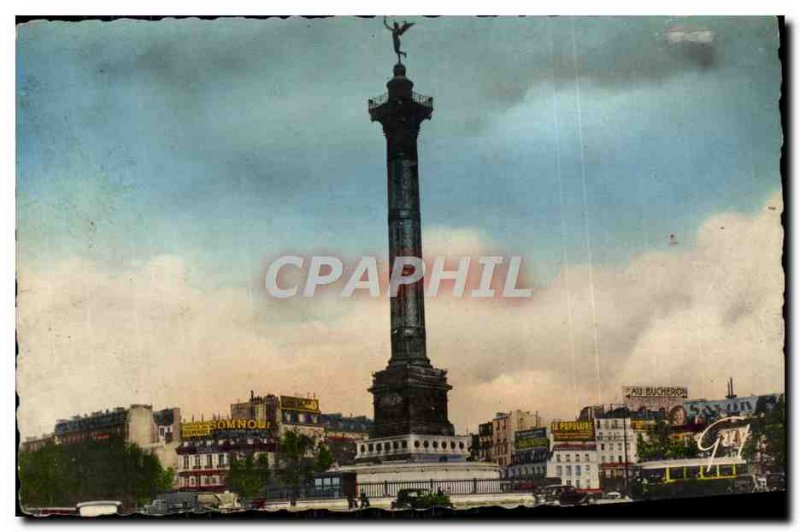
[607,403,631,496]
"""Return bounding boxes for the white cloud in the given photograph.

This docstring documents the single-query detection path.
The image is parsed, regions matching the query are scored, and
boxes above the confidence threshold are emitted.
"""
[16,193,784,437]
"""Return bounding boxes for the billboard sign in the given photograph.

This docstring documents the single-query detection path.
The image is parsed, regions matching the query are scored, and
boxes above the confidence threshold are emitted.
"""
[551,420,595,442]
[280,396,320,413]
[685,394,782,424]
[623,386,688,399]
[515,428,549,451]
[181,419,268,439]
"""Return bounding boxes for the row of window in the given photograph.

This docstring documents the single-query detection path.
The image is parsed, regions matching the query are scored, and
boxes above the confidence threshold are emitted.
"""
[595,419,624,429]
[555,464,592,477]
[596,432,634,441]
[181,453,228,470]
[600,455,628,464]
[178,475,224,487]
[599,442,626,451]
[508,465,546,477]
[555,453,592,463]
[283,412,320,425]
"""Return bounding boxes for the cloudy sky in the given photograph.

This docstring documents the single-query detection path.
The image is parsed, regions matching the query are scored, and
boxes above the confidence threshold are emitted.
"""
[17,16,784,437]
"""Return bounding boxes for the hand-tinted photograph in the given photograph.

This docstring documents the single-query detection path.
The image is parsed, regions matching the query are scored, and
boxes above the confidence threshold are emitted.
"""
[15,16,786,519]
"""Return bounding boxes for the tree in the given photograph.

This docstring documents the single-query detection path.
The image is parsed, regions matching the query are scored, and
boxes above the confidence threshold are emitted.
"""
[275,432,333,505]
[742,397,785,472]
[226,453,270,501]
[18,437,171,512]
[637,421,697,461]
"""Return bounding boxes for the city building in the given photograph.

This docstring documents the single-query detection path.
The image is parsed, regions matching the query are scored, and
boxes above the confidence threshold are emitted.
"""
[52,404,181,449]
[507,427,550,479]
[595,408,639,494]
[320,413,373,467]
[229,391,325,440]
[278,395,324,439]
[547,420,600,492]
[547,442,599,491]
[490,410,541,472]
[20,432,55,453]
[175,417,276,492]
[478,422,493,462]
[42,405,182,482]
[229,391,280,428]
[320,413,372,440]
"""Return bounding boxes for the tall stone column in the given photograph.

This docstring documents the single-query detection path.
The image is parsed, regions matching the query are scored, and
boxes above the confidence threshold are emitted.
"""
[367,64,454,439]
[370,63,432,367]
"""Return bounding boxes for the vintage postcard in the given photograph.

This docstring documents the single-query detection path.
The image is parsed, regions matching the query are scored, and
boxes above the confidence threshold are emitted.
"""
[15,15,785,519]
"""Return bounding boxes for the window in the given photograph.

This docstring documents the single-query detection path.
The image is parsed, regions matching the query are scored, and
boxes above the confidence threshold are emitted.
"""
[403,441,408,449]
[618,455,623,463]
[585,465,591,475]
[601,444,605,451]
[206,455,213,467]
[556,454,561,462]
[618,443,623,451]
[194,456,200,467]
[556,466,562,477]
[669,467,686,480]
[584,454,590,462]
[576,479,581,489]
[576,465,582,476]
[575,453,580,462]
[719,465,734,476]
[183,456,189,469]
[565,454,570,462]
[566,465,572,476]
[189,477,196,486]
[218,453,226,466]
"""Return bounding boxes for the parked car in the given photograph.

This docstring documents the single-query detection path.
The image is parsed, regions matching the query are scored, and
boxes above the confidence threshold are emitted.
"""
[535,485,585,506]
[391,488,453,510]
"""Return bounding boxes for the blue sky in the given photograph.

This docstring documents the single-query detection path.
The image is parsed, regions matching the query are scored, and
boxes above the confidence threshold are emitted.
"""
[16,17,784,435]
[17,16,781,287]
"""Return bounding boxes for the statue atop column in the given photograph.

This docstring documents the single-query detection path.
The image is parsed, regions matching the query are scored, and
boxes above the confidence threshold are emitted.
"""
[383,17,415,64]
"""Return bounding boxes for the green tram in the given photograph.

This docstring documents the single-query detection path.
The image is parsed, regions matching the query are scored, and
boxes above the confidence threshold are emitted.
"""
[633,457,752,499]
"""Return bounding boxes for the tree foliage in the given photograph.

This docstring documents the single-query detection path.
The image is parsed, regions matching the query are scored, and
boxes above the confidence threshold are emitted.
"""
[226,453,270,500]
[637,421,699,461]
[742,396,785,471]
[18,437,170,511]
[275,431,334,502]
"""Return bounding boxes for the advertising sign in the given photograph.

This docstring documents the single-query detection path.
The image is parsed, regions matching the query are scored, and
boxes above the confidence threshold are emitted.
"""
[623,386,688,399]
[685,394,782,424]
[631,419,656,431]
[551,420,595,441]
[181,419,269,439]
[280,396,321,413]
